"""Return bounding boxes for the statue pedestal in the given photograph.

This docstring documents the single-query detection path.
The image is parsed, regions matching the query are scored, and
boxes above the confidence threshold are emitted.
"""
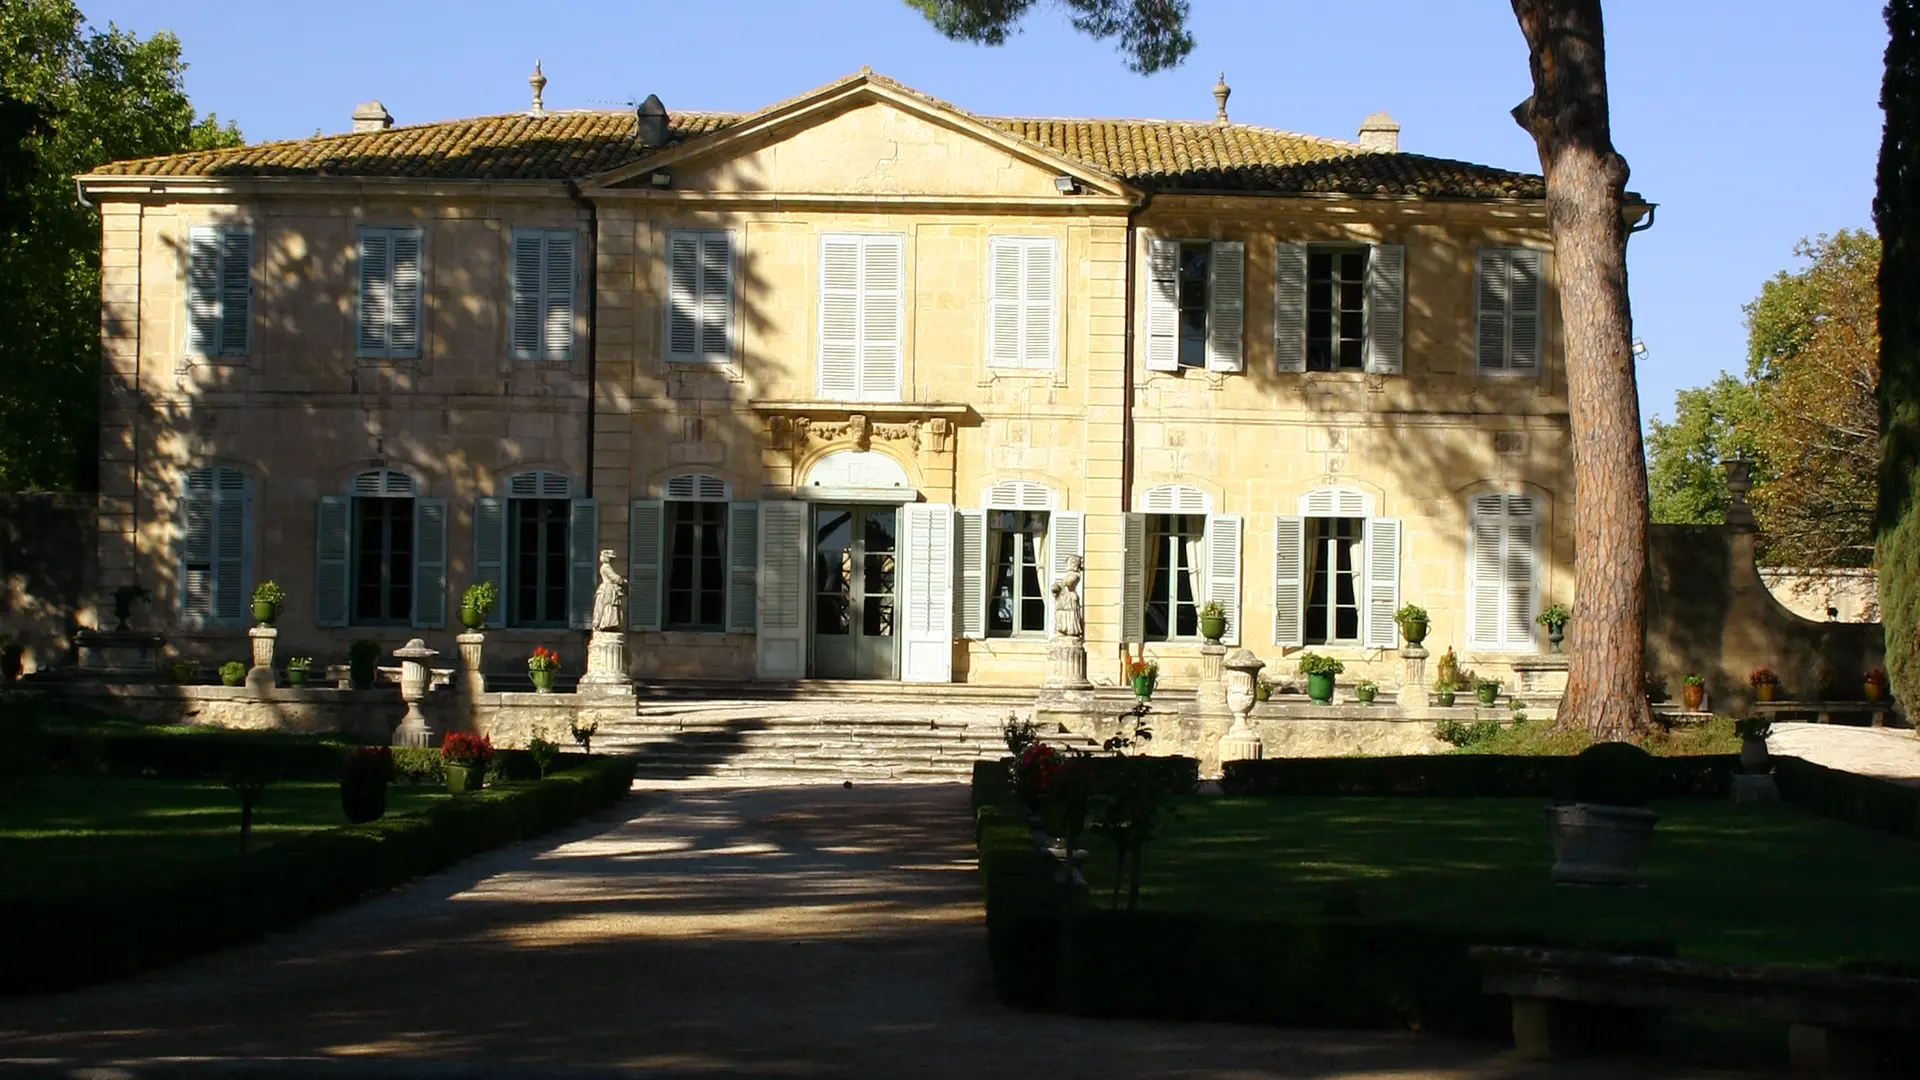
[456,632,486,696]
[1398,645,1430,709]
[246,627,278,694]
[74,629,166,678]
[1195,642,1229,714]
[392,638,440,747]
[1040,636,1092,690]
[578,630,633,697]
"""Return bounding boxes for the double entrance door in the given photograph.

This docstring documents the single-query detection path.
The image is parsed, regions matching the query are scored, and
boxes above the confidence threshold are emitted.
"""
[811,504,898,679]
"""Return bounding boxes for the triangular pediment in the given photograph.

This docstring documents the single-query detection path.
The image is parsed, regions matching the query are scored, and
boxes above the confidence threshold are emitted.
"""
[582,71,1132,201]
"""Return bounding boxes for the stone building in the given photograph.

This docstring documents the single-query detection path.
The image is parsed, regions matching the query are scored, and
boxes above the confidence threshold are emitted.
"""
[77,69,1634,690]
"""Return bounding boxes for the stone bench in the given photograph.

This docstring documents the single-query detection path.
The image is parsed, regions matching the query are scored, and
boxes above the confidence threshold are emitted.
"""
[1754,701,1897,728]
[1470,945,1920,1076]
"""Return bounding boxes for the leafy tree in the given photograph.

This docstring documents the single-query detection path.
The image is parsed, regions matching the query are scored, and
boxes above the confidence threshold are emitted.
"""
[907,0,1653,738]
[0,1,240,491]
[1877,0,1920,713]
[1645,375,1763,525]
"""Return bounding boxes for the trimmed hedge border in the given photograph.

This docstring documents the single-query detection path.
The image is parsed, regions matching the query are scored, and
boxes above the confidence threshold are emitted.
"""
[1775,755,1920,839]
[1219,753,1739,798]
[0,754,636,996]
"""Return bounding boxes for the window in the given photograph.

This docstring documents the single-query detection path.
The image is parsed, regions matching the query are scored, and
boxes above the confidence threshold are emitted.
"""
[185,227,252,358]
[665,501,727,631]
[511,228,577,362]
[988,510,1049,636]
[1477,248,1543,375]
[818,233,903,400]
[1468,493,1539,650]
[352,492,415,625]
[1177,242,1210,368]
[357,227,423,359]
[179,466,250,626]
[510,498,572,627]
[1145,513,1205,641]
[1146,238,1244,373]
[986,236,1057,369]
[472,472,594,630]
[1304,517,1363,644]
[316,472,444,629]
[629,478,755,635]
[1307,248,1369,371]
[667,230,733,363]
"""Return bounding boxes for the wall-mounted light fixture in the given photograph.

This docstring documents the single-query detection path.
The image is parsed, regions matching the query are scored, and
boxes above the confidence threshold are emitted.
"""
[649,171,672,188]
[1053,175,1080,195]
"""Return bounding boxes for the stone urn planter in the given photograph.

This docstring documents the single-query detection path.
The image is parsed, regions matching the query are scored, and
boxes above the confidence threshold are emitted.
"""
[1545,623,1566,652]
[459,604,487,631]
[1548,803,1660,886]
[1740,735,1770,774]
[1199,614,1227,644]
[252,600,279,626]
[445,762,484,795]
[1399,618,1428,647]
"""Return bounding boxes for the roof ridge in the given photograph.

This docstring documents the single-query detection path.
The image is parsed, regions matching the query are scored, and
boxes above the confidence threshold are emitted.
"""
[989,114,1362,146]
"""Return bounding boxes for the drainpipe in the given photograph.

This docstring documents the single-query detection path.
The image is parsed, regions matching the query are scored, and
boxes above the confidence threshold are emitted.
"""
[1121,192,1153,513]
[566,180,599,497]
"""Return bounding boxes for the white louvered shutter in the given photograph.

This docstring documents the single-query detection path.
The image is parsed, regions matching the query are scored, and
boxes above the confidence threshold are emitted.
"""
[667,231,733,363]
[1365,243,1404,375]
[566,497,597,630]
[1364,517,1402,649]
[543,231,576,362]
[901,504,955,683]
[473,496,507,629]
[861,235,903,400]
[1206,240,1245,373]
[1469,494,1506,647]
[956,508,988,640]
[668,233,699,360]
[1509,249,1543,374]
[1023,238,1056,369]
[180,481,215,624]
[186,228,220,357]
[1204,512,1243,645]
[987,238,1023,368]
[314,494,351,628]
[1121,511,1148,643]
[389,230,422,358]
[818,236,861,398]
[1274,242,1308,373]
[1504,496,1538,647]
[629,499,664,632]
[358,230,391,356]
[217,231,252,357]
[756,500,808,677]
[700,232,733,360]
[510,232,543,360]
[1477,249,1510,374]
[1145,237,1179,372]
[1273,515,1306,647]
[412,497,447,629]
[727,501,759,633]
[1046,509,1084,637]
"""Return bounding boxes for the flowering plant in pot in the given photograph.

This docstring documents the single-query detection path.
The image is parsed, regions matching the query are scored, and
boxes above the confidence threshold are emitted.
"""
[1254,672,1276,703]
[1681,673,1706,712]
[440,732,493,795]
[1126,658,1158,700]
[1297,651,1344,705]
[459,582,498,632]
[340,746,392,823]
[348,638,381,689]
[1474,676,1502,708]
[1432,674,1458,707]
[1394,603,1429,647]
[219,660,247,687]
[1013,741,1061,816]
[527,646,561,693]
[1198,600,1227,644]
[1748,666,1779,703]
[1354,678,1379,705]
[251,581,285,626]
[1536,603,1571,652]
[1865,667,1890,703]
[285,656,313,688]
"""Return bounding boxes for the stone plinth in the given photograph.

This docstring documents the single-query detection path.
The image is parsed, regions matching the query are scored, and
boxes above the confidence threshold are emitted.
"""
[74,629,165,678]
[1512,654,1570,696]
[1398,645,1430,708]
[391,638,440,747]
[246,626,278,693]
[456,632,486,696]
[1040,637,1091,690]
[1731,773,1780,803]
[1195,642,1229,713]
[577,630,633,697]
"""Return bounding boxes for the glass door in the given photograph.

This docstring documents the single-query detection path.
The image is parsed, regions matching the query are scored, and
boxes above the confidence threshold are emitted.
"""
[811,505,898,679]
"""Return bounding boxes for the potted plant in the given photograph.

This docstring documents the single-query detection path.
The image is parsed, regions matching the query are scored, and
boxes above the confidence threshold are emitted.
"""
[170,658,198,684]
[1355,678,1379,705]
[528,645,561,694]
[1297,651,1344,705]
[1126,658,1158,701]
[1681,674,1706,712]
[1735,716,1773,774]
[441,732,493,795]
[1198,600,1227,644]
[1549,741,1660,886]
[1474,676,1502,708]
[286,656,313,688]
[1536,603,1571,652]
[460,581,498,632]
[348,638,381,690]
[1865,666,1889,703]
[219,660,247,687]
[1013,741,1061,817]
[1394,603,1429,647]
[340,745,391,823]
[1433,674,1458,707]
[1254,673,1274,703]
[111,584,149,631]
[252,581,285,626]
[0,636,21,685]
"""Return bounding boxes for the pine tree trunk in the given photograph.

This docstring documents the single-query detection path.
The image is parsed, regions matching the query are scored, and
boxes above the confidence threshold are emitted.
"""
[1511,0,1653,740]
[1876,1,1920,711]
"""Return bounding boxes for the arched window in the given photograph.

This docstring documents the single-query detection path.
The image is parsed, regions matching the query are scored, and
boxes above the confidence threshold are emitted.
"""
[507,470,573,499]
[1126,485,1236,645]
[485,470,589,629]
[1296,486,1374,517]
[316,468,442,629]
[1139,483,1211,514]
[1275,487,1398,650]
[664,473,730,501]
[179,466,251,627]
[351,469,416,496]
[983,479,1058,510]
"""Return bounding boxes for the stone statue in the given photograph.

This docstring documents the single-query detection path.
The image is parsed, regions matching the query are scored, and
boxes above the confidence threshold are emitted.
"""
[1050,555,1084,641]
[590,549,626,632]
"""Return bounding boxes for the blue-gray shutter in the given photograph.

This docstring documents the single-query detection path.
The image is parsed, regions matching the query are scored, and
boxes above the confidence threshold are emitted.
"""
[186,229,219,356]
[315,495,351,628]
[217,231,252,357]
[629,498,663,632]
[567,496,598,630]
[1364,243,1404,375]
[412,497,447,629]
[727,501,759,633]
[473,496,507,629]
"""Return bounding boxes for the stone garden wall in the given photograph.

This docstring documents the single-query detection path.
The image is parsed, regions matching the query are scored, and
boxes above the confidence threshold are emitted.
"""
[0,493,97,675]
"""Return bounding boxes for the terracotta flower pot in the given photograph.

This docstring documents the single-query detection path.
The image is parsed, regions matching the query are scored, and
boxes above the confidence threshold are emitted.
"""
[1754,683,1776,703]
[1683,685,1705,712]
[1866,682,1886,702]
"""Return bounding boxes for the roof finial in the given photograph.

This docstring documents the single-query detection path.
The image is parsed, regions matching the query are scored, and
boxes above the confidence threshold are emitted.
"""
[529,60,547,118]
[1213,71,1231,124]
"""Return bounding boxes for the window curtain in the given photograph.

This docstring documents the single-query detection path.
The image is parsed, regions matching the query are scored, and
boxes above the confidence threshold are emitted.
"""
[1147,523,1167,607]
[1304,520,1324,633]
[1181,517,1205,612]
[987,521,1009,626]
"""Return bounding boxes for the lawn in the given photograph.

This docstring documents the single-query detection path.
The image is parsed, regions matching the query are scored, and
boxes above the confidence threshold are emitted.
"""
[1081,796,1920,969]
[0,774,447,901]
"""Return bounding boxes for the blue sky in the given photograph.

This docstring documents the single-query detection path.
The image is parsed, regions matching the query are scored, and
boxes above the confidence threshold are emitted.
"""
[90,0,1886,428]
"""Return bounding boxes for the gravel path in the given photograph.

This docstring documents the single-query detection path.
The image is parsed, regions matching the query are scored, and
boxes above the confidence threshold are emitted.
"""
[0,784,1747,1079]
[1769,721,1920,786]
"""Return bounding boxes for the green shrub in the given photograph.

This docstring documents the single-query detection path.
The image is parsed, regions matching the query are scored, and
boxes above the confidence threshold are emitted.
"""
[1219,754,1736,799]
[218,661,246,685]
[1775,756,1920,839]
[1296,652,1345,677]
[1573,742,1657,807]
[1435,719,1503,748]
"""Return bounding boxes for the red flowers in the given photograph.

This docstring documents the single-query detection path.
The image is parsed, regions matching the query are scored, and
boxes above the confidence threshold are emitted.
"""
[527,646,560,673]
[1866,667,1889,688]
[441,732,493,766]
[1014,742,1061,799]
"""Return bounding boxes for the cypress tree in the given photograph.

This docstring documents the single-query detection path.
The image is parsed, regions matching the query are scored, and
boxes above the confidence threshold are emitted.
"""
[1877,0,1920,704]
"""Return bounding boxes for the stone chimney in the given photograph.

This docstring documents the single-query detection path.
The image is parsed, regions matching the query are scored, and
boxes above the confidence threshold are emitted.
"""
[1213,72,1231,124]
[350,101,394,133]
[1357,111,1400,152]
[635,93,669,148]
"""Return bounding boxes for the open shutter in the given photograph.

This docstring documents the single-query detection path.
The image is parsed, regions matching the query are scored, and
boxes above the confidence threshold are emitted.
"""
[543,231,577,362]
[314,494,351,628]
[217,231,251,357]
[357,229,390,356]
[389,230,422,358]
[901,503,954,683]
[1469,495,1505,647]
[474,496,506,629]
[412,497,447,629]
[1046,509,1085,637]
[1476,249,1510,373]
[860,235,904,401]
[510,232,543,360]
[726,501,758,633]
[1024,238,1056,369]
[1504,496,1538,647]
[1121,511,1148,644]
[1273,515,1305,647]
[180,487,214,624]
[667,233,699,360]
[212,488,246,624]
[1204,512,1243,645]
[701,232,732,360]
[1206,240,1245,373]
[1509,249,1542,375]
[628,499,664,631]
[956,508,988,640]
[818,236,861,398]
[186,228,219,356]
[1364,517,1401,649]
[756,500,808,677]
[567,497,597,630]
[1145,237,1179,372]
[1365,243,1404,375]
[987,238,1022,368]
[1274,242,1308,373]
